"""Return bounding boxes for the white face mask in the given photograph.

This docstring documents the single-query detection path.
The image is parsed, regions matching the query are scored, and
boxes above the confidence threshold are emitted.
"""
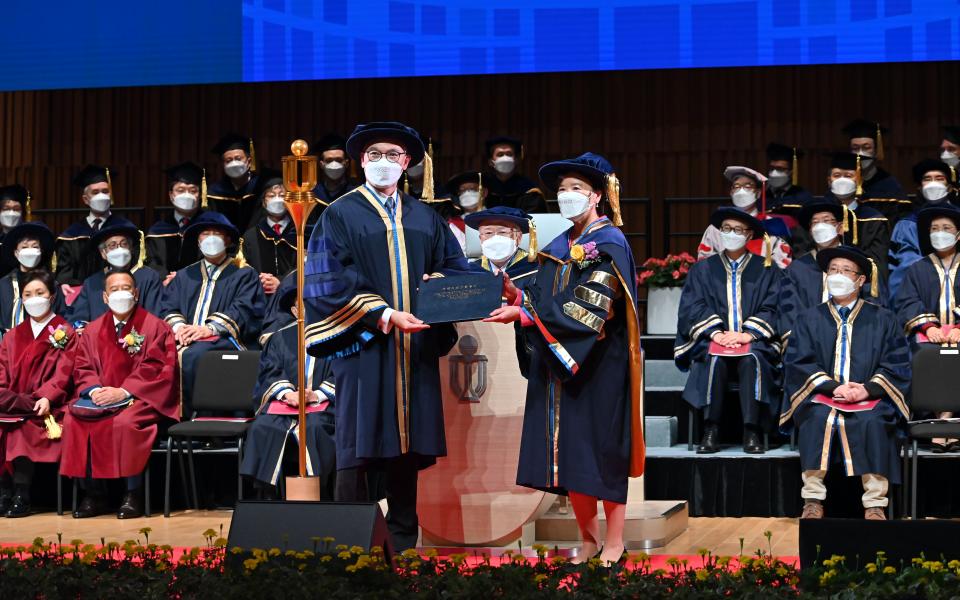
[265,198,287,217]
[16,247,41,269]
[458,190,480,209]
[941,150,960,168]
[768,170,789,189]
[720,230,747,252]
[224,160,248,178]
[199,235,226,258]
[493,156,515,176]
[105,247,131,268]
[107,290,136,315]
[731,188,757,208]
[406,161,424,178]
[557,191,592,220]
[811,222,839,245]
[89,192,111,213]
[931,231,958,252]
[922,181,949,202]
[364,157,404,187]
[480,235,517,262]
[22,296,51,319]
[323,161,345,180]
[826,273,857,297]
[831,177,857,198]
[172,192,197,212]
[0,210,21,229]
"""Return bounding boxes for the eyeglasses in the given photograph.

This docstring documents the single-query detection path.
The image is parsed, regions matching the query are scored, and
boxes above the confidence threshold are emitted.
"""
[812,219,838,226]
[366,150,406,163]
[731,183,756,191]
[720,225,751,235]
[479,229,517,238]
[931,226,958,233]
[827,266,861,277]
[104,240,130,251]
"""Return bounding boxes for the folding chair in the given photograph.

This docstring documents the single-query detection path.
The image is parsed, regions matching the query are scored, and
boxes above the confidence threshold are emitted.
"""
[163,350,260,517]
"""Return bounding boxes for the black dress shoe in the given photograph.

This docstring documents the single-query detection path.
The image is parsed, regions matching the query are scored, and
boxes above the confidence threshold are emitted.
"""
[117,490,144,519]
[73,494,108,519]
[5,495,31,518]
[697,425,720,454]
[743,430,764,454]
[0,493,12,516]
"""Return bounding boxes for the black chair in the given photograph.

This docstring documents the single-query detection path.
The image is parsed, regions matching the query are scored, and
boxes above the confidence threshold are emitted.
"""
[163,350,260,517]
[906,346,960,519]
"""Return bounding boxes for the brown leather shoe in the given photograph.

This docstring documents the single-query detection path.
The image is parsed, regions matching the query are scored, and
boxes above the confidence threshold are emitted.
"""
[801,501,824,519]
[864,507,886,520]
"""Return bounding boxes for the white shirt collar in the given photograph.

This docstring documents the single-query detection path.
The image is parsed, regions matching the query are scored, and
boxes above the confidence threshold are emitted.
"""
[174,211,191,226]
[87,212,110,227]
[30,313,55,339]
[364,183,400,209]
[847,200,858,211]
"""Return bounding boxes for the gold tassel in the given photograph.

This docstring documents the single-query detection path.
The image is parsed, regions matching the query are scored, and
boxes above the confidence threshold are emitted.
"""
[249,138,257,172]
[951,165,957,185]
[855,154,863,196]
[135,230,146,270]
[875,123,884,162]
[403,173,409,196]
[841,203,859,245]
[869,258,878,298]
[422,140,434,201]
[106,167,114,201]
[25,190,32,222]
[233,236,247,268]
[763,233,772,268]
[44,415,62,440]
[527,218,538,262]
[791,147,798,187]
[201,168,208,209]
[607,173,623,227]
[50,250,57,272]
[477,172,484,210]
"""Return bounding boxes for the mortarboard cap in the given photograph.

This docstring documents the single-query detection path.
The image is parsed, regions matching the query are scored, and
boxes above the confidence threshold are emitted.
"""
[72,164,111,188]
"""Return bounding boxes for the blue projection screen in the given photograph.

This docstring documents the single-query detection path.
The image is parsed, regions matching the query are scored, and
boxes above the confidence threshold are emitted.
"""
[1,0,957,91]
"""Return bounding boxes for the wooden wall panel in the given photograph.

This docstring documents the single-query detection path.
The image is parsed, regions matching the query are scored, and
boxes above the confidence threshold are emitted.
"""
[0,61,957,255]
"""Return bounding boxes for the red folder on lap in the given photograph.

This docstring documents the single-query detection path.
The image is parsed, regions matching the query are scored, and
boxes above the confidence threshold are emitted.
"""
[916,324,956,344]
[811,393,879,413]
[708,341,752,357]
[266,400,330,416]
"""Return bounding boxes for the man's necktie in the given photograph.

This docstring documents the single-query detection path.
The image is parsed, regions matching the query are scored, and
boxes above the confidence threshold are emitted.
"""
[273,223,282,236]
[385,197,396,219]
[92,218,102,231]
[115,321,125,337]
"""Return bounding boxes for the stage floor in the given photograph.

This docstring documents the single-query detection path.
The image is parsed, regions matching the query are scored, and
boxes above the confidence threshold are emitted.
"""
[0,511,799,557]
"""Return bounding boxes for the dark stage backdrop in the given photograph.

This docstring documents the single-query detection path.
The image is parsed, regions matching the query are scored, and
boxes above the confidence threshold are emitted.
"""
[1,60,958,258]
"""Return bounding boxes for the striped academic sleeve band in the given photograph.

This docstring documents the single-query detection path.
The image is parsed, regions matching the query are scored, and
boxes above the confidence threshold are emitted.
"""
[207,312,240,339]
[164,313,187,327]
[588,271,619,292]
[869,374,909,419]
[304,293,388,346]
[262,380,296,407]
[690,315,723,341]
[562,301,604,333]
[574,285,612,312]
[904,313,938,334]
[744,316,775,339]
[318,381,336,401]
[780,371,833,425]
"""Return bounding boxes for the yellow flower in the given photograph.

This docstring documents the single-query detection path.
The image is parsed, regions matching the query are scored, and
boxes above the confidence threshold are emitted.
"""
[320,555,332,562]
[865,563,877,574]
[534,574,548,584]
[268,547,281,557]
[883,566,896,574]
[695,569,709,581]
[54,328,66,341]
[570,245,585,262]
[243,558,259,571]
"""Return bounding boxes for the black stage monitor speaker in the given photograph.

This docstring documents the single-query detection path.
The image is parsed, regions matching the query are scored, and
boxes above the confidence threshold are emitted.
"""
[227,501,392,563]
[800,518,960,569]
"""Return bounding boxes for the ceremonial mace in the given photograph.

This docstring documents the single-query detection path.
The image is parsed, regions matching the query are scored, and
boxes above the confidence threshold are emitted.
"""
[283,139,320,500]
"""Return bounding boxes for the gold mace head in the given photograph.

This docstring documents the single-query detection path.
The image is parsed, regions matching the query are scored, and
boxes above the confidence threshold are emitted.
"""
[291,139,309,157]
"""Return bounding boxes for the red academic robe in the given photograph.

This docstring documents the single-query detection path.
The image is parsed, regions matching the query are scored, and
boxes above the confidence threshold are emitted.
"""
[60,306,179,478]
[0,315,76,464]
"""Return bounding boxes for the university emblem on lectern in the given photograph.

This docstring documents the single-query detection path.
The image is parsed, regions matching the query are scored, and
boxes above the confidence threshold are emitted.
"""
[449,335,488,403]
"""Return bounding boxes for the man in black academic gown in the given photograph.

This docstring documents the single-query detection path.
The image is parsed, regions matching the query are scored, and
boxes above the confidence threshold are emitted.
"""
[312,133,358,206]
[821,152,892,276]
[241,169,295,297]
[483,136,547,213]
[842,119,909,223]
[159,211,265,413]
[55,165,125,287]
[303,121,471,551]
[465,205,539,377]
[207,133,263,232]
[0,184,27,261]
[940,125,960,176]
[69,218,163,327]
[764,142,813,218]
[145,162,205,280]
[0,222,67,334]
[675,208,782,454]
[781,245,910,520]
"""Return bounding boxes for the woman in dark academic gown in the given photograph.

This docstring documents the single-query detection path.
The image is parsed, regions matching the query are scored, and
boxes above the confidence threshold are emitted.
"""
[241,170,297,292]
[240,279,336,494]
[159,211,265,413]
[69,218,163,326]
[781,246,910,519]
[486,153,644,566]
[61,273,179,519]
[894,205,960,451]
[0,270,76,517]
[0,222,67,335]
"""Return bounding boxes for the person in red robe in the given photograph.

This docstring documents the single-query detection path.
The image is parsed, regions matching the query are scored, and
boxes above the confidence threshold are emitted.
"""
[0,270,76,517]
[61,268,179,518]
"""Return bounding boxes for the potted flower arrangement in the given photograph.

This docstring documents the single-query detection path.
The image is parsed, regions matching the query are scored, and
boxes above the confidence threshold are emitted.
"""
[639,252,696,335]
